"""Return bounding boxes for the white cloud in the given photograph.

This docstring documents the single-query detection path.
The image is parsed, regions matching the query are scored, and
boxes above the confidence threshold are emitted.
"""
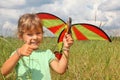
[98,0,120,11]
[0,0,120,37]
[1,21,17,37]
[0,8,21,20]
[38,0,96,22]
[0,0,25,8]
[106,29,120,37]
[97,0,120,36]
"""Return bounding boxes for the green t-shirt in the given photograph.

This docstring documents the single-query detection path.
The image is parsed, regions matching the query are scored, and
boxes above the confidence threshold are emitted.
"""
[14,49,55,80]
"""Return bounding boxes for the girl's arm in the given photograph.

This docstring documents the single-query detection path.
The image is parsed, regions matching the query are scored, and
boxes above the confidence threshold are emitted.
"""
[0,50,21,76]
[1,40,34,76]
[50,49,69,74]
[50,33,73,74]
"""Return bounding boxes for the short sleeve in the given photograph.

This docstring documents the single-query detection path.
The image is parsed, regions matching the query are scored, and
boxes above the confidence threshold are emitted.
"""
[45,49,55,63]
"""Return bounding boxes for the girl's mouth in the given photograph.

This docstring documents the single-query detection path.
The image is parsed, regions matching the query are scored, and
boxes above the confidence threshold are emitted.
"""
[30,42,38,45]
[30,41,40,49]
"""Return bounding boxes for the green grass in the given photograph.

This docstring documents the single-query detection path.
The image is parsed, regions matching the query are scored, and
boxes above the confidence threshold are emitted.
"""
[0,37,120,80]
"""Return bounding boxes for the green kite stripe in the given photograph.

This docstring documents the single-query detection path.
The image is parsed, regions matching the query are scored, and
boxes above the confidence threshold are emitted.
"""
[48,24,66,36]
[73,25,106,40]
[71,26,88,40]
[81,24,109,40]
[42,19,65,28]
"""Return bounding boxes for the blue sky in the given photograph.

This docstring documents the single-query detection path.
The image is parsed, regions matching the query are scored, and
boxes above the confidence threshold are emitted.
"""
[0,0,120,37]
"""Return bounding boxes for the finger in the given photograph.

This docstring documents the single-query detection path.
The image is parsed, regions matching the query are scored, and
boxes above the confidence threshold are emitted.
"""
[65,34,72,40]
[64,33,68,36]
[65,33,72,37]
[64,33,69,38]
[25,50,32,56]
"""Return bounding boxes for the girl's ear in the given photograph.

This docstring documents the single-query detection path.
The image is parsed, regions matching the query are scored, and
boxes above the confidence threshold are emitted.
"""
[18,35,23,40]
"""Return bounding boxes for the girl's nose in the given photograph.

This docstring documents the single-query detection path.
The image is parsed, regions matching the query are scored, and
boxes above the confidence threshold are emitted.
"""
[33,35,37,39]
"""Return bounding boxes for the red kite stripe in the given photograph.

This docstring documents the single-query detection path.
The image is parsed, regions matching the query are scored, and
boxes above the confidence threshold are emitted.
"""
[37,13,58,19]
[48,24,65,34]
[72,27,88,40]
[82,24,109,40]
[58,30,66,42]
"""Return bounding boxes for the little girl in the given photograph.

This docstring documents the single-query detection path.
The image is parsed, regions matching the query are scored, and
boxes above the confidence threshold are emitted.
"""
[1,13,73,80]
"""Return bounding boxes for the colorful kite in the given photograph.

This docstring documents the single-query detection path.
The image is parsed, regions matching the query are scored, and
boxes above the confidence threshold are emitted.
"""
[58,23,111,43]
[36,12,111,60]
[37,12,66,37]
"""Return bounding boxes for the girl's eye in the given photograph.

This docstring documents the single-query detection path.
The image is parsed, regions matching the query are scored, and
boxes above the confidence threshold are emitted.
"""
[27,34,33,36]
[36,32,42,35]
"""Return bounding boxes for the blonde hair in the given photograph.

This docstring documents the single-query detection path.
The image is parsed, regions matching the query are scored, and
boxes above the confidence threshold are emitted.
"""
[17,13,43,37]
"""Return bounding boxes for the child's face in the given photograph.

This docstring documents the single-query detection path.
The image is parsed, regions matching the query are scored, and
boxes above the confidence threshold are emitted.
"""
[22,29,43,49]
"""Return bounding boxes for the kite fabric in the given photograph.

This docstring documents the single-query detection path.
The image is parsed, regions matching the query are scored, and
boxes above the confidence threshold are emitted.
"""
[58,23,112,43]
[36,12,112,55]
[37,12,66,37]
[36,12,111,43]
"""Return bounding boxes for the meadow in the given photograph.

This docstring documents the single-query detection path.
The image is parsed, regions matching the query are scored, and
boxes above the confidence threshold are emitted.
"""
[0,37,120,80]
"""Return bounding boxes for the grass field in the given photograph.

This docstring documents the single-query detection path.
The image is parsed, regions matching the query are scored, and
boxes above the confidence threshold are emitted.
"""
[0,37,120,80]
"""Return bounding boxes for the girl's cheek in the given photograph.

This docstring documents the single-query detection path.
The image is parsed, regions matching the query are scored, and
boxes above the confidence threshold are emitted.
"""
[38,36,43,40]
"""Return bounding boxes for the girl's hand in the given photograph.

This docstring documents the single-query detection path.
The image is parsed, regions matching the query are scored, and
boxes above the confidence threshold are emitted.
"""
[17,39,34,57]
[63,33,74,49]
